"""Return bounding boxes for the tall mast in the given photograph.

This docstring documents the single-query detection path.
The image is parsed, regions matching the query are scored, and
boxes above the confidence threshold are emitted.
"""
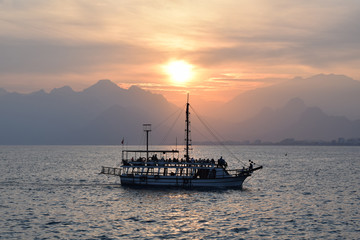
[185,94,190,161]
[143,124,151,160]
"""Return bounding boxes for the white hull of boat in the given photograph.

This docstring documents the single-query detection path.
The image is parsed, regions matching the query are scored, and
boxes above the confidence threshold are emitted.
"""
[119,175,248,188]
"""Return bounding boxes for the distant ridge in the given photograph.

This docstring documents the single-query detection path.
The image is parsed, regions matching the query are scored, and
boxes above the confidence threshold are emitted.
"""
[229,97,360,142]
[82,79,125,95]
[221,74,360,121]
[0,80,178,145]
[50,86,75,95]
[0,74,360,144]
[0,88,8,96]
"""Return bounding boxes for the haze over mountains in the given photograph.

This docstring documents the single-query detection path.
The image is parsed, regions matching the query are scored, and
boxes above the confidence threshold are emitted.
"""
[1,74,360,145]
[221,74,360,122]
[229,98,360,142]
[0,80,178,144]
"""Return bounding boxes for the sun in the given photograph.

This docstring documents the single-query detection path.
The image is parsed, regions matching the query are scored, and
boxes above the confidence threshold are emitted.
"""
[163,60,194,84]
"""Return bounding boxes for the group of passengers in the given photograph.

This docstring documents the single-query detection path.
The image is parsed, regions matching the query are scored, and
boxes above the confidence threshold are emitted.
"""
[126,154,228,168]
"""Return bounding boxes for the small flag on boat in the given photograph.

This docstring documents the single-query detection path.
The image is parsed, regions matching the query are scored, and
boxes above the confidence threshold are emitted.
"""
[121,138,124,145]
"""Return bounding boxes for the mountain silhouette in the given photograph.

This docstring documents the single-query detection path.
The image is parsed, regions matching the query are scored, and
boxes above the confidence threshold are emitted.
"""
[0,80,178,144]
[231,98,360,142]
[221,74,360,122]
[0,74,360,144]
[50,86,76,96]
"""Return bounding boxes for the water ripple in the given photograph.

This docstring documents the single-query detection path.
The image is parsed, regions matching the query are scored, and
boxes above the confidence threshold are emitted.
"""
[0,145,359,239]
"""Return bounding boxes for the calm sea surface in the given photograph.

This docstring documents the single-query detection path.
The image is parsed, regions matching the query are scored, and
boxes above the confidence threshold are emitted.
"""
[0,145,359,239]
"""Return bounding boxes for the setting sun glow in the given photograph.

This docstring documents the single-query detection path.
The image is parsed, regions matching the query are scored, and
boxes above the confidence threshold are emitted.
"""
[164,60,193,84]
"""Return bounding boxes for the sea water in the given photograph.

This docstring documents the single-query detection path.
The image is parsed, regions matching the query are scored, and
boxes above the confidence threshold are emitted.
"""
[0,145,359,239]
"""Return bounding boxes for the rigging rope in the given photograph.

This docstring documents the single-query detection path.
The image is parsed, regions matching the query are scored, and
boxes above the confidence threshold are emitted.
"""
[136,105,184,146]
[153,105,184,132]
[190,105,247,166]
[160,104,185,145]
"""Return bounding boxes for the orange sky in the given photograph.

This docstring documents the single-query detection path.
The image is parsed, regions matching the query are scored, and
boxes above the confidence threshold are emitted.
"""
[1,0,360,106]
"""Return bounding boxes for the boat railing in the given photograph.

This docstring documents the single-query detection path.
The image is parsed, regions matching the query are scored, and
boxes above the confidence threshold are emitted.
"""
[123,159,220,168]
[226,169,251,176]
[123,167,194,177]
[101,165,254,178]
[133,162,215,167]
[120,165,244,179]
[100,166,122,176]
[227,166,263,176]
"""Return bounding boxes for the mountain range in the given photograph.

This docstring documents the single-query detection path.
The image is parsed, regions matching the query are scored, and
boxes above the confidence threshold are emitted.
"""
[220,74,360,122]
[229,98,360,142]
[1,74,360,144]
[0,80,178,144]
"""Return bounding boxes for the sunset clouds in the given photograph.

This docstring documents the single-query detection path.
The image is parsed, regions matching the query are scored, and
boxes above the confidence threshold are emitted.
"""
[1,0,359,103]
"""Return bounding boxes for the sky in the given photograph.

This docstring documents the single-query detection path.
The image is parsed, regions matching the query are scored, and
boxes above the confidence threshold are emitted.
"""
[1,0,360,105]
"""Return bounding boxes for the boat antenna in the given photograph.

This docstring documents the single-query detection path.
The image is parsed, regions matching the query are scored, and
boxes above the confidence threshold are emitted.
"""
[184,93,192,161]
[143,124,151,160]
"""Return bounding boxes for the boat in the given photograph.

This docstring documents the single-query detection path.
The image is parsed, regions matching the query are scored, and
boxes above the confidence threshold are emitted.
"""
[100,95,262,189]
